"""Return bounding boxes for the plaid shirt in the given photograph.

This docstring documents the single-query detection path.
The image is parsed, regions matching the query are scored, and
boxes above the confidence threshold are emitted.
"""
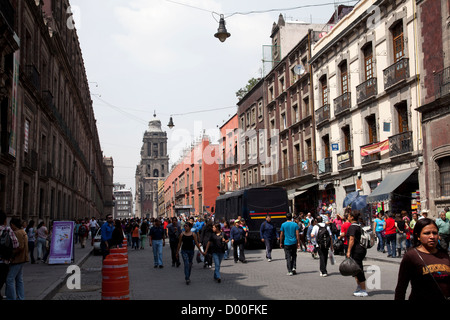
[0,225,19,263]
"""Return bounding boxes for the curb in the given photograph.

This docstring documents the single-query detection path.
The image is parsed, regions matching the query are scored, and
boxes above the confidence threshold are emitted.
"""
[38,249,93,300]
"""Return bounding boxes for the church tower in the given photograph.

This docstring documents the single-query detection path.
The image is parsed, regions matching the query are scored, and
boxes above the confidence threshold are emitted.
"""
[135,113,169,218]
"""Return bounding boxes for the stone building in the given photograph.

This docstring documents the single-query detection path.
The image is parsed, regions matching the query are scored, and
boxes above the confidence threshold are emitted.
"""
[310,0,422,219]
[135,114,169,218]
[416,0,450,217]
[0,0,113,225]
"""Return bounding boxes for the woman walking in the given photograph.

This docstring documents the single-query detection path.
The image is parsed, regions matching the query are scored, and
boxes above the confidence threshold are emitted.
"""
[35,221,48,263]
[204,223,229,283]
[25,220,36,264]
[176,222,204,285]
[395,218,450,300]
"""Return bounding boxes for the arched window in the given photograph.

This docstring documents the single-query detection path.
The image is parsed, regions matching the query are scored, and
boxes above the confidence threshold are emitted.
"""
[153,169,159,177]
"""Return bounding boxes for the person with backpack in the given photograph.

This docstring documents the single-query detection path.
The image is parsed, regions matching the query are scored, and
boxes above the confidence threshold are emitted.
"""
[311,216,333,277]
[0,210,19,300]
[346,210,368,297]
[260,215,279,262]
[78,220,88,249]
[6,217,28,300]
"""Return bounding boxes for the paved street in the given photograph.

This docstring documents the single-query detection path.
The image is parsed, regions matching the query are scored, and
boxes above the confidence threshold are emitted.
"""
[51,243,407,301]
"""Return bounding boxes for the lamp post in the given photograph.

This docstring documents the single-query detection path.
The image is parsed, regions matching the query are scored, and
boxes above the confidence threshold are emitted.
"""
[214,14,231,42]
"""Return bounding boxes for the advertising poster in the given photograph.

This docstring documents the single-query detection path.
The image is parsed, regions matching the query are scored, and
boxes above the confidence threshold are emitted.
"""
[48,221,74,264]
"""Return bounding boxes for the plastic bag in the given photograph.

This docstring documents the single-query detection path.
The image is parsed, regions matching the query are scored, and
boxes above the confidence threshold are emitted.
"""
[339,257,361,276]
[329,250,336,265]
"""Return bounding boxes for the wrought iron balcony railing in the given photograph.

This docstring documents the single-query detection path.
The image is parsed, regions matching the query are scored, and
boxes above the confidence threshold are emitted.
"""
[356,78,377,104]
[383,58,409,90]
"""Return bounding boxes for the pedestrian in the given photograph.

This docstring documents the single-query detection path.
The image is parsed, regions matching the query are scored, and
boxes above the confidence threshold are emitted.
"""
[74,219,81,244]
[230,220,247,263]
[110,219,124,248]
[395,213,408,258]
[373,211,386,252]
[307,218,318,259]
[35,221,48,262]
[347,210,368,297]
[140,219,149,249]
[78,220,89,249]
[100,214,114,259]
[201,220,214,269]
[395,218,450,300]
[436,211,450,251]
[89,217,99,246]
[5,217,28,300]
[240,218,249,246]
[204,223,229,283]
[338,214,351,256]
[260,215,279,262]
[280,213,300,276]
[0,210,19,300]
[149,218,165,268]
[167,217,181,267]
[176,222,204,285]
[311,216,333,277]
[384,211,397,258]
[25,220,36,264]
[131,222,140,250]
[221,220,232,260]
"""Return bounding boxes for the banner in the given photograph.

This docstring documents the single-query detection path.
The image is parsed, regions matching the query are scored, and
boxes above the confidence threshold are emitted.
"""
[360,139,389,156]
[48,221,75,264]
[9,50,19,157]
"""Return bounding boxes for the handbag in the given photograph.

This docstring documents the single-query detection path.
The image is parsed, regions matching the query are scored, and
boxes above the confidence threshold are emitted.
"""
[307,243,314,253]
[339,257,362,276]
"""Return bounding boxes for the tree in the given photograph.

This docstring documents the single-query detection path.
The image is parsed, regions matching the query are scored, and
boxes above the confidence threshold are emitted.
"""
[235,77,261,100]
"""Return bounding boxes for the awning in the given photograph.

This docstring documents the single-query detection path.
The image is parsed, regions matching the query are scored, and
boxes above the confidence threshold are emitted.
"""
[287,190,307,200]
[367,168,416,203]
[298,182,319,191]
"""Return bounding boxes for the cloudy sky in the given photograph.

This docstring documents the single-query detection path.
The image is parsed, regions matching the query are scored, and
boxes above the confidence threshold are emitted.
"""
[70,0,358,194]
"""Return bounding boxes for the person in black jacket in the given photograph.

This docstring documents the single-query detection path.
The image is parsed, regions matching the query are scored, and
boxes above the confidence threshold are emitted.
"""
[260,215,279,262]
[201,220,213,268]
[230,220,247,263]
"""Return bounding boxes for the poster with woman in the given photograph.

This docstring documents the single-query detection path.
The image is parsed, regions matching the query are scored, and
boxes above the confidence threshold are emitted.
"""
[48,221,75,264]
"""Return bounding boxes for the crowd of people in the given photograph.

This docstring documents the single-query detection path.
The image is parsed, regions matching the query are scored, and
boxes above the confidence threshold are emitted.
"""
[1,205,449,300]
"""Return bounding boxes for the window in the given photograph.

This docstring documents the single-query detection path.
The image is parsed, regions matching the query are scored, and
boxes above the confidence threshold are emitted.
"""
[321,78,328,106]
[438,157,450,197]
[322,135,330,158]
[342,125,351,151]
[392,22,404,62]
[340,62,348,94]
[366,115,377,143]
[396,102,409,133]
[364,44,374,81]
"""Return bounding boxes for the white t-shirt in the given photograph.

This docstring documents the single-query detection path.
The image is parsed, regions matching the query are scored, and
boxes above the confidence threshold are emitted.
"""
[311,223,332,246]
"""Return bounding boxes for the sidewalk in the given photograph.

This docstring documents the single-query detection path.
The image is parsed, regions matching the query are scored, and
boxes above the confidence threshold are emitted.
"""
[21,242,94,300]
[16,242,399,300]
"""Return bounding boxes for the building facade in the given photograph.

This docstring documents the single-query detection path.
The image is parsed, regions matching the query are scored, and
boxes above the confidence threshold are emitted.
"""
[416,0,450,217]
[218,113,240,194]
[0,0,113,225]
[113,186,133,220]
[310,0,422,218]
[164,136,219,218]
[135,114,169,219]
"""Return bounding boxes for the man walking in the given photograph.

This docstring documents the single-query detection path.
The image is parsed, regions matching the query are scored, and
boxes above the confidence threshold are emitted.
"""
[100,214,114,260]
[260,215,279,262]
[436,211,450,251]
[280,213,300,275]
[149,218,165,268]
[167,217,181,267]
[311,216,333,277]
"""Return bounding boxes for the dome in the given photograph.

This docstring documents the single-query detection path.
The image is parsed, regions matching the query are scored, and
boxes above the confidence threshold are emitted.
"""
[148,112,162,132]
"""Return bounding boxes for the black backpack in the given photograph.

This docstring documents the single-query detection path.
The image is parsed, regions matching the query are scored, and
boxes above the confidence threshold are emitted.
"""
[317,225,331,249]
[0,229,14,261]
[79,225,87,237]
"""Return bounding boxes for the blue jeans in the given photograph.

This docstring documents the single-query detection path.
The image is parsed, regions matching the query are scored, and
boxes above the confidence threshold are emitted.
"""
[6,263,24,300]
[386,233,397,257]
[152,239,163,266]
[263,237,274,259]
[212,252,224,280]
[376,231,384,251]
[36,238,47,260]
[224,241,231,259]
[181,250,194,280]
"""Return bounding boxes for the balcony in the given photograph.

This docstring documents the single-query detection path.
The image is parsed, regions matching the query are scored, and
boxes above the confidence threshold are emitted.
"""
[315,104,330,127]
[356,78,377,104]
[389,131,413,157]
[317,157,332,174]
[434,66,450,99]
[25,65,41,92]
[22,150,38,173]
[337,150,353,170]
[334,92,351,116]
[197,181,203,189]
[384,58,409,90]
[360,142,381,165]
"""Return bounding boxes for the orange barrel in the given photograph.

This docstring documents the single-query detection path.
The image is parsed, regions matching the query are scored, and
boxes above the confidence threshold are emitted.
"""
[102,254,130,300]
[122,238,128,247]
[110,246,128,257]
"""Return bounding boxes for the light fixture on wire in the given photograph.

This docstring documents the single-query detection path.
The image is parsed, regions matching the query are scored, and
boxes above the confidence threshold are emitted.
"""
[214,14,230,42]
[167,116,175,129]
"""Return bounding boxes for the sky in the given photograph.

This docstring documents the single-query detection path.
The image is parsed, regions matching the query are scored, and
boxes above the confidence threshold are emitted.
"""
[70,0,359,195]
